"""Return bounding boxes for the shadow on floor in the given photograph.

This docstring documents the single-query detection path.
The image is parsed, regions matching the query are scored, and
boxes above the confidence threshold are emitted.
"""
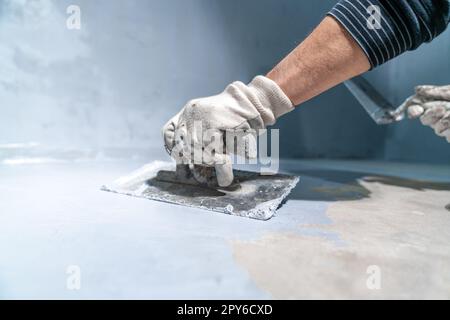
[285,168,450,202]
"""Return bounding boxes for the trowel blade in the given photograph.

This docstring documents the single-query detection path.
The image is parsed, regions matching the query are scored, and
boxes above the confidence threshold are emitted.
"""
[345,76,401,125]
[101,161,299,220]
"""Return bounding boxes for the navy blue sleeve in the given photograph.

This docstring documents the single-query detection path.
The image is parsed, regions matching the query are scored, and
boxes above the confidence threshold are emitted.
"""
[327,0,450,69]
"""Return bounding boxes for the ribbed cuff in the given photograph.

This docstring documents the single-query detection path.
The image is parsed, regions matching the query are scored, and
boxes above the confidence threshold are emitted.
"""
[248,75,294,125]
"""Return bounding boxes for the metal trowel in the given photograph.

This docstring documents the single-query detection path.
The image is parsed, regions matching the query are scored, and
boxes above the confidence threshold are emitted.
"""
[102,161,299,220]
[155,164,241,191]
[344,76,409,124]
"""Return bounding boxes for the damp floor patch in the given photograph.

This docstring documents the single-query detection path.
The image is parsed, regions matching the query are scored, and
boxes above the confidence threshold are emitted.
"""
[101,161,299,220]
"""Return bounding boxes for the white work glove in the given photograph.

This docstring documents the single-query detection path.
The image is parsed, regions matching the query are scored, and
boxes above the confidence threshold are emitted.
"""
[162,75,294,187]
[404,85,450,143]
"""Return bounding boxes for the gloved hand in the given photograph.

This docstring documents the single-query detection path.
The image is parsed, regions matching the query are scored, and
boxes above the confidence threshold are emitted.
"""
[404,85,450,143]
[162,75,294,187]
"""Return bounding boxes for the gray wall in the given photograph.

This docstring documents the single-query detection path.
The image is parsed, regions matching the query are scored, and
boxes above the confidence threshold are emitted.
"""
[0,0,449,163]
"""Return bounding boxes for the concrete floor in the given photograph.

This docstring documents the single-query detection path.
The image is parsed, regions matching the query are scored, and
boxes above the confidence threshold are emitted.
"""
[1,156,450,299]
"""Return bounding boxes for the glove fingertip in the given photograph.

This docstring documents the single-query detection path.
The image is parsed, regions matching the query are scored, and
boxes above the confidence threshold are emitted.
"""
[407,105,424,119]
[214,156,234,187]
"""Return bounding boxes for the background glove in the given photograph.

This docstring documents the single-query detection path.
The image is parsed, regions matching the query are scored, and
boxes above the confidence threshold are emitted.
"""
[404,85,450,143]
[162,75,294,186]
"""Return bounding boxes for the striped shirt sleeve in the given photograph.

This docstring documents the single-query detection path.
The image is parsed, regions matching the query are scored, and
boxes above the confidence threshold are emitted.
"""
[327,0,450,69]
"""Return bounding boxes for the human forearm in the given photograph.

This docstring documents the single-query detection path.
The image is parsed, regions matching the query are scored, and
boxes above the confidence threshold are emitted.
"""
[267,16,370,106]
[268,0,450,106]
